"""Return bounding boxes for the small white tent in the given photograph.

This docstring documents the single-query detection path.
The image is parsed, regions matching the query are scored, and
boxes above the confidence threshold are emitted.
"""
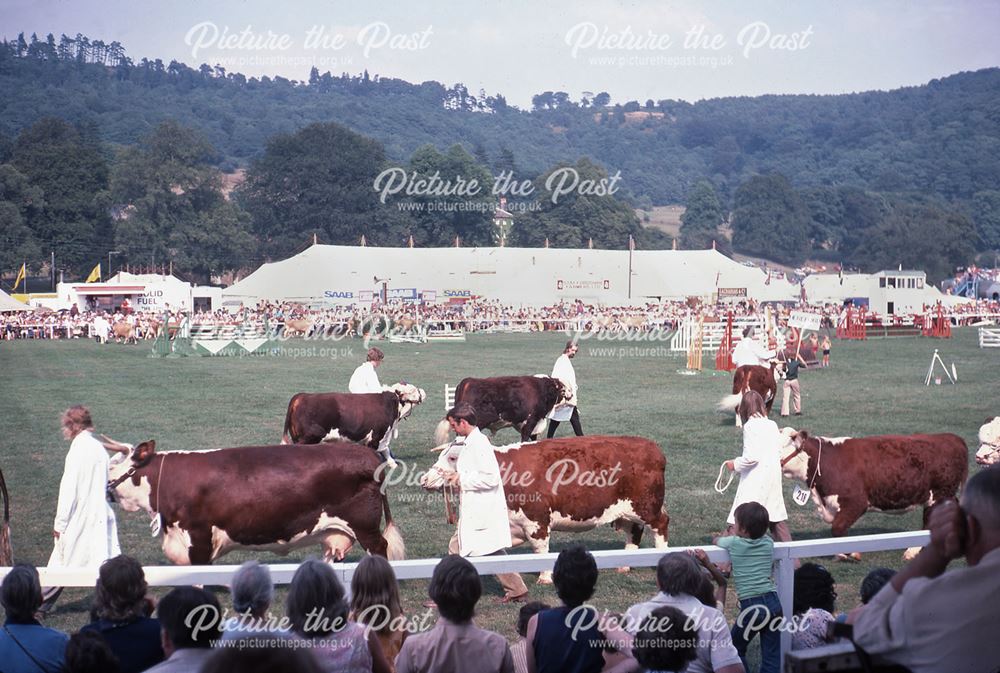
[0,288,32,312]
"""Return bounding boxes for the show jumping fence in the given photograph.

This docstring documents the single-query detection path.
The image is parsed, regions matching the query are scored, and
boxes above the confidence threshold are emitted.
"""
[980,327,1000,348]
[0,530,929,671]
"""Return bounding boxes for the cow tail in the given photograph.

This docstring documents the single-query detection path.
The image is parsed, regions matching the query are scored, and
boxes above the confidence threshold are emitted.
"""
[717,393,742,413]
[0,468,12,565]
[381,494,406,560]
[281,396,297,444]
[434,419,451,445]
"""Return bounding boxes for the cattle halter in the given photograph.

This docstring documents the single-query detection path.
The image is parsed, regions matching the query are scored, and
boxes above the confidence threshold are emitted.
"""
[781,437,823,489]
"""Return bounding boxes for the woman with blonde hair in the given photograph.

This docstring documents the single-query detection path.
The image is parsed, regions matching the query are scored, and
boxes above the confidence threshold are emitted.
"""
[351,555,407,671]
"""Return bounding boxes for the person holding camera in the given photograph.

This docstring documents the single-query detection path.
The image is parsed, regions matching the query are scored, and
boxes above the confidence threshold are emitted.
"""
[853,465,1000,672]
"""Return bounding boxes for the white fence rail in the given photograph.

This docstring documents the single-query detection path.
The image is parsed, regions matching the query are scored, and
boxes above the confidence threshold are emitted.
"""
[444,384,457,412]
[980,327,1000,348]
[1,530,929,669]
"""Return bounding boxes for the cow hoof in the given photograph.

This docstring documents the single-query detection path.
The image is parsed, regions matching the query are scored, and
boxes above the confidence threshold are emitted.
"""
[902,546,922,561]
[616,566,632,574]
[385,457,399,471]
[835,552,862,563]
[536,576,553,585]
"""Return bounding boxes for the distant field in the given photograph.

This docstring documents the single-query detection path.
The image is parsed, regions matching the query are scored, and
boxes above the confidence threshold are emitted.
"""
[638,204,684,238]
[1,330,995,641]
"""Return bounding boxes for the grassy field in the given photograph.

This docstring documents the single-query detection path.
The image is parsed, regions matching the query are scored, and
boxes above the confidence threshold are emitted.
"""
[0,328,995,643]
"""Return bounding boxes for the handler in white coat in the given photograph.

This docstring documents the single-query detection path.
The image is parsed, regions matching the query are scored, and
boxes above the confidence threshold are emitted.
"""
[732,326,775,368]
[43,406,124,612]
[723,391,792,543]
[436,403,528,604]
[546,341,583,438]
[348,347,384,393]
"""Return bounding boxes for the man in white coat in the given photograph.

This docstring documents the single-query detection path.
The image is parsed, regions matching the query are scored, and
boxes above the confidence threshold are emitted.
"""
[546,341,583,438]
[42,405,125,612]
[731,326,775,368]
[349,347,384,393]
[434,403,528,604]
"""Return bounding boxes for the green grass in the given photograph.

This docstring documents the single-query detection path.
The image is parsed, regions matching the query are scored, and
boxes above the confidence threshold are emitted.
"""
[0,329,995,641]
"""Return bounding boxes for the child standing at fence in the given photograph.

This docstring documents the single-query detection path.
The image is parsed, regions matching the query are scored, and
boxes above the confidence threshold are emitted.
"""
[821,335,831,368]
[716,502,783,673]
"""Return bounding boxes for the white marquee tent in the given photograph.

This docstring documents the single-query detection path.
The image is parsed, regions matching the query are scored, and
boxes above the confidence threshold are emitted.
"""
[223,244,799,307]
[0,288,32,312]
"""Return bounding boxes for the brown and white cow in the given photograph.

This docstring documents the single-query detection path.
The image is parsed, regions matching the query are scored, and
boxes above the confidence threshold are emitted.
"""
[779,428,968,558]
[112,321,137,344]
[282,383,426,464]
[977,416,1000,465]
[108,440,404,564]
[433,376,570,444]
[717,363,783,426]
[420,435,669,582]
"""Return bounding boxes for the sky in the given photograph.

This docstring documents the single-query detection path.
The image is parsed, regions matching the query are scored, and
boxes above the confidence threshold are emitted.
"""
[2,0,999,108]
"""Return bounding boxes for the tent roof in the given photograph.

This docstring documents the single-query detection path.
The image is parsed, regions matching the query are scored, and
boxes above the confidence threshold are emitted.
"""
[0,288,32,311]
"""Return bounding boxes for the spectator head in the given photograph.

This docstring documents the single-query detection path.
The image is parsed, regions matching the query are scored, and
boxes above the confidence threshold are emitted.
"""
[367,347,384,364]
[516,601,550,638]
[428,555,481,624]
[737,390,768,424]
[231,561,273,619]
[157,586,221,651]
[552,544,599,608]
[564,340,578,356]
[655,552,703,597]
[793,563,837,615]
[65,630,121,673]
[694,573,718,608]
[201,643,324,673]
[61,405,93,440]
[959,464,1000,565]
[94,555,149,622]
[286,559,349,638]
[734,501,770,540]
[859,568,897,604]
[350,554,402,635]
[632,606,698,673]
[1,564,42,621]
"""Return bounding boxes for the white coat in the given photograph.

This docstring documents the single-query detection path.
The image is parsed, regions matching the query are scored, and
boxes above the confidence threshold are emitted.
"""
[348,361,381,393]
[732,337,775,368]
[726,416,789,524]
[454,428,512,557]
[50,430,121,567]
[548,353,577,421]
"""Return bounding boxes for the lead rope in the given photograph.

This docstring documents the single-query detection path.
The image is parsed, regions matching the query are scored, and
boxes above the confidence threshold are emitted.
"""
[715,462,735,493]
[809,438,822,490]
[150,455,166,536]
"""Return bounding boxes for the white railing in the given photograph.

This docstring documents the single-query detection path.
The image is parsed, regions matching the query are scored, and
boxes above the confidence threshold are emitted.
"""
[444,384,457,412]
[979,327,1000,348]
[670,316,766,352]
[1,530,929,669]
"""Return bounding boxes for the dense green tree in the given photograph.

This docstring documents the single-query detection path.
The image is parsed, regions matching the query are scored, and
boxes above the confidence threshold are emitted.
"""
[731,174,810,264]
[679,180,724,250]
[0,164,43,274]
[971,190,1000,251]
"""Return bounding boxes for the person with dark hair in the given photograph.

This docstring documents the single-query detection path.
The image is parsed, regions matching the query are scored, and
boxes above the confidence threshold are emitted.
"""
[510,602,550,673]
[0,564,69,672]
[287,558,390,673]
[716,502,782,673]
[526,544,634,673]
[396,555,513,673]
[43,405,128,613]
[350,554,407,671]
[431,403,527,604]
[81,555,164,673]
[200,643,325,673]
[722,390,792,545]
[350,347,385,393]
[65,630,122,673]
[859,567,896,605]
[854,465,1000,671]
[146,586,220,673]
[547,341,583,437]
[624,553,743,673]
[791,563,837,650]
[631,606,699,673]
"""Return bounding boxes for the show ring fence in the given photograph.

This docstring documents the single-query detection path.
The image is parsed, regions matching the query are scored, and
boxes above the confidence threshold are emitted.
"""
[0,530,929,669]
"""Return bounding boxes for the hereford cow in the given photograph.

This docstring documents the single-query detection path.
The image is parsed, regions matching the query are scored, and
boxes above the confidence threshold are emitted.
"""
[112,321,137,344]
[717,362,782,426]
[283,318,313,337]
[108,440,404,564]
[779,428,968,559]
[420,435,669,582]
[282,383,425,463]
[433,376,570,444]
[977,416,1000,465]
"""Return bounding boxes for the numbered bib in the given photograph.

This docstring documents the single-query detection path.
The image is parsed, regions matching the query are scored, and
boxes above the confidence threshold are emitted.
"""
[150,513,162,538]
[792,484,811,506]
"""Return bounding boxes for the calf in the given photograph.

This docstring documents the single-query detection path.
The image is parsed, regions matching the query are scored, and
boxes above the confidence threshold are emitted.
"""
[108,440,404,564]
[717,362,782,426]
[420,435,669,582]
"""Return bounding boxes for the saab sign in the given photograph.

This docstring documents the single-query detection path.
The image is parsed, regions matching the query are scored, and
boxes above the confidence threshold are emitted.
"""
[387,288,417,300]
[324,290,355,299]
[443,289,471,298]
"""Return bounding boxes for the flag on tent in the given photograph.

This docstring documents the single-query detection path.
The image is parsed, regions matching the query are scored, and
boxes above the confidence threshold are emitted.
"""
[86,263,101,283]
[12,263,25,291]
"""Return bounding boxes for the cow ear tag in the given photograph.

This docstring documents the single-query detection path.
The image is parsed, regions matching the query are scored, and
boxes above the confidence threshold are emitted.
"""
[792,484,810,506]
[150,513,162,537]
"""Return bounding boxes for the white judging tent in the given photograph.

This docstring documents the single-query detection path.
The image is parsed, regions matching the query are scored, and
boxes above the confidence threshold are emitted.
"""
[0,288,32,311]
[223,244,800,307]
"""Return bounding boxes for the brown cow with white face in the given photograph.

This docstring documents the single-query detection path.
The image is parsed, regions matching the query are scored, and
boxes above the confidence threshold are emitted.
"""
[717,363,783,426]
[420,435,669,582]
[977,416,1000,465]
[108,441,404,564]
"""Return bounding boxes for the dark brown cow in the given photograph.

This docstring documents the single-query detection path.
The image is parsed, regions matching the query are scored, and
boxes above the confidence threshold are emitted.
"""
[717,363,782,426]
[108,441,404,564]
[434,376,570,444]
[420,435,669,582]
[282,384,426,463]
[779,429,968,558]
